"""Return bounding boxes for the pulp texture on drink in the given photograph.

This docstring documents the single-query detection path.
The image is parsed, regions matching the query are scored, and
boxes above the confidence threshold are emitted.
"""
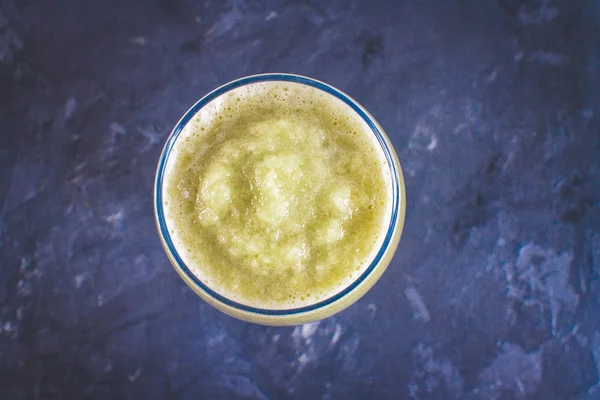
[163,81,391,309]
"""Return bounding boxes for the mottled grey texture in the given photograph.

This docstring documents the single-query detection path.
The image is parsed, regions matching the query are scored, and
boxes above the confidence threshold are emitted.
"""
[1,0,600,399]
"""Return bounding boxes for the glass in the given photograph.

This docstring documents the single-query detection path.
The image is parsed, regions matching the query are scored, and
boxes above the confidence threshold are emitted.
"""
[154,73,406,325]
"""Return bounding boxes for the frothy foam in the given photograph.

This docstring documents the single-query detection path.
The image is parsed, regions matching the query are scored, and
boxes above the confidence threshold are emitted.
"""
[163,80,392,310]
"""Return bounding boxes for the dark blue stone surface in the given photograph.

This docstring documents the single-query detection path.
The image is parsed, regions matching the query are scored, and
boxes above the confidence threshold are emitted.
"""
[1,0,600,399]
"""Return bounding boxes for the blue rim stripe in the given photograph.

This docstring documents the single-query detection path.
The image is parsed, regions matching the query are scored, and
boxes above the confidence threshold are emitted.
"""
[155,74,400,316]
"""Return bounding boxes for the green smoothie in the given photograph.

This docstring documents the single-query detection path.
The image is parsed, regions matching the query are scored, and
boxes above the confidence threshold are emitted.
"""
[163,81,391,308]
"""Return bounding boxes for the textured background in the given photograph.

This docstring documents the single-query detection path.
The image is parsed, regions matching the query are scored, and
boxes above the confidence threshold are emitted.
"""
[1,0,600,399]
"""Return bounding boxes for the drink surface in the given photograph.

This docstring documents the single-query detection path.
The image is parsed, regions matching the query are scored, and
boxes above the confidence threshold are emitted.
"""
[163,81,391,309]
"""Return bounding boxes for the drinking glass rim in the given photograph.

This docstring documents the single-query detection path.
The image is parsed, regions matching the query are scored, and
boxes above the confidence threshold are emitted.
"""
[154,73,402,316]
